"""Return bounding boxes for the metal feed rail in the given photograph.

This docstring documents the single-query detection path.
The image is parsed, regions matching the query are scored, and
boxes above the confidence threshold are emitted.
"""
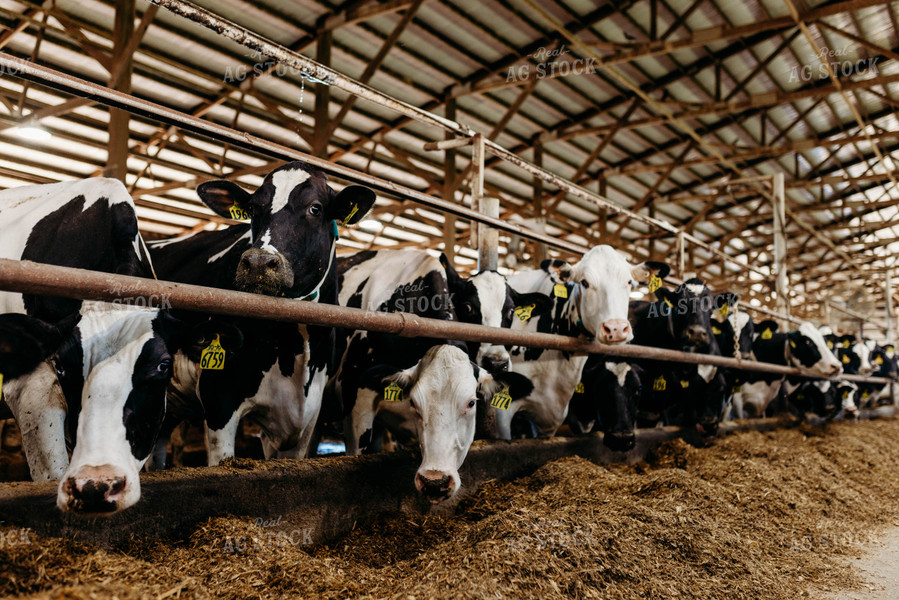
[0,259,890,385]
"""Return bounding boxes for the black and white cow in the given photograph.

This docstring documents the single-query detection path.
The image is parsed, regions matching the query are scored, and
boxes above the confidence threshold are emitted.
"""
[733,320,843,418]
[493,246,669,440]
[862,344,897,406]
[148,161,375,465]
[629,278,729,434]
[0,178,183,513]
[334,249,533,502]
[711,298,755,420]
[566,356,644,451]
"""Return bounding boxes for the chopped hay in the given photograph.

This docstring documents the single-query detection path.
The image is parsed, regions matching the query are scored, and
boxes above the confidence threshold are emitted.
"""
[5,418,899,599]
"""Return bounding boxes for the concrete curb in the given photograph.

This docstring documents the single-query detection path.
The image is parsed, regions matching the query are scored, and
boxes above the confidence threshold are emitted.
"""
[0,409,894,548]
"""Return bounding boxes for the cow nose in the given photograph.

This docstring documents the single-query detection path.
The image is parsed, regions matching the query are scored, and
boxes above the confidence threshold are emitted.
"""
[603,431,636,452]
[685,325,709,344]
[600,319,631,344]
[415,470,455,503]
[830,363,843,376]
[60,466,127,513]
[239,249,283,273]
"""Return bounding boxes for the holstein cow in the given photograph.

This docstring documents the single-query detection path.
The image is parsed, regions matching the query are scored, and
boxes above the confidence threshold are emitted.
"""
[733,320,843,419]
[0,178,184,514]
[862,344,898,406]
[333,249,534,502]
[566,356,645,451]
[629,279,729,434]
[711,298,755,420]
[148,161,375,464]
[492,246,669,440]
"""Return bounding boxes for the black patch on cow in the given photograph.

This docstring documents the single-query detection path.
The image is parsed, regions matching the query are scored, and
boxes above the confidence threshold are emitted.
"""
[123,336,172,460]
[787,330,824,369]
[53,325,85,447]
[150,225,252,290]
[0,314,64,380]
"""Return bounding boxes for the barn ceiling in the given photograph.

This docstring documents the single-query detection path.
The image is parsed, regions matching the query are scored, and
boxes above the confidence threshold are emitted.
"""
[0,0,896,334]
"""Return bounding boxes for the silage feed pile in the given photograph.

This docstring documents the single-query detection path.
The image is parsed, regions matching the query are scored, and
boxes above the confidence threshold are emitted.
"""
[4,418,899,599]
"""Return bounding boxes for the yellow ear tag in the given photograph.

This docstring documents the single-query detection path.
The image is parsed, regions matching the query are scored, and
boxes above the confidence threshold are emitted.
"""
[888,347,895,359]
[761,328,773,340]
[0,373,3,400]
[200,335,226,370]
[680,380,690,389]
[840,340,851,348]
[574,381,585,394]
[663,298,674,308]
[553,284,568,299]
[711,326,722,335]
[842,354,851,364]
[228,205,250,220]
[874,355,884,365]
[862,391,870,399]
[384,381,403,402]
[647,274,662,294]
[653,375,666,391]
[718,304,729,317]
[732,385,742,394]
[514,304,535,322]
[490,386,512,410]
[826,340,834,349]
[341,203,360,226]
[842,390,850,400]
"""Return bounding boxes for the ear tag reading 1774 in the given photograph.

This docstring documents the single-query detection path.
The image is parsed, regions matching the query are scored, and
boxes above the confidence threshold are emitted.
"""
[647,274,662,294]
[229,205,250,220]
[761,328,773,340]
[553,284,568,299]
[514,304,535,321]
[341,203,359,226]
[384,382,403,402]
[490,387,512,410]
[574,381,585,394]
[200,335,226,370]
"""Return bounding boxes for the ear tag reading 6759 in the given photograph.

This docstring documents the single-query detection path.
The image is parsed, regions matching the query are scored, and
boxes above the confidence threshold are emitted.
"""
[229,205,250,220]
[490,387,512,410]
[553,284,568,299]
[514,304,535,321]
[200,335,226,370]
[384,382,403,402]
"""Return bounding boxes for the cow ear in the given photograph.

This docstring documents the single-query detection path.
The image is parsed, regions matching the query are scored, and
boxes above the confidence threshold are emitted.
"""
[631,261,670,284]
[440,253,465,290]
[197,180,253,220]
[181,320,244,362]
[713,293,738,316]
[364,363,415,398]
[540,259,572,283]
[0,314,66,378]
[329,185,376,226]
[757,320,779,333]
[509,289,552,314]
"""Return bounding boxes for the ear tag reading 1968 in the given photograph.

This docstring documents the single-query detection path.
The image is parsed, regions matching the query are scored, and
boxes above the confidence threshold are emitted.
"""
[490,387,512,410]
[647,274,662,294]
[761,328,773,340]
[200,335,226,370]
[553,284,568,299]
[229,205,250,220]
[341,203,359,226]
[653,375,666,391]
[384,382,403,402]
[514,304,535,321]
[574,381,585,394]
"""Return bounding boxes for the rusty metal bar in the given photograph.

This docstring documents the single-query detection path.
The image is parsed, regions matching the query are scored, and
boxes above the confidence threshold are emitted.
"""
[0,259,890,385]
[0,54,587,257]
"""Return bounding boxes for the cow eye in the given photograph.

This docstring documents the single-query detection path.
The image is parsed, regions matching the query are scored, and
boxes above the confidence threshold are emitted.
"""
[467,399,476,409]
[308,204,322,217]
[157,359,172,375]
[461,303,473,314]
[55,363,66,378]
[581,279,589,288]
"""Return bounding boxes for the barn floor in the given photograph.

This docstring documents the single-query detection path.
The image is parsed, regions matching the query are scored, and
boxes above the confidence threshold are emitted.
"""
[4,418,899,599]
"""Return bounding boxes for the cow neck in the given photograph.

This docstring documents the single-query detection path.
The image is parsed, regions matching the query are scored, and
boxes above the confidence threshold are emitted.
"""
[565,283,593,339]
[297,224,337,303]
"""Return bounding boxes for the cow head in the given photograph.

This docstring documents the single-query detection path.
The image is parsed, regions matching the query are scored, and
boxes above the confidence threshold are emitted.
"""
[595,361,642,452]
[198,162,375,299]
[53,305,184,515]
[654,278,727,353]
[540,246,669,344]
[375,344,533,503]
[870,344,898,378]
[440,254,549,372]
[711,295,754,359]
[781,321,843,377]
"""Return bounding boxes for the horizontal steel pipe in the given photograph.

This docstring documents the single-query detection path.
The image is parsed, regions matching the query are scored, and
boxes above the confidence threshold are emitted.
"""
[0,54,587,256]
[0,259,891,385]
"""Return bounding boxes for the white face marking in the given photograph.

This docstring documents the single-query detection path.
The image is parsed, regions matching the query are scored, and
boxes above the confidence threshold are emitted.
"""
[685,283,705,296]
[697,364,717,382]
[854,342,872,374]
[259,229,278,254]
[605,361,631,388]
[270,169,311,214]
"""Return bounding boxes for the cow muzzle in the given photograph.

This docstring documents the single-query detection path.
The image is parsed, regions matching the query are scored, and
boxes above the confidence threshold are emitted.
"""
[58,465,128,514]
[415,469,456,503]
[603,431,636,452]
[235,248,294,295]
[684,325,710,347]
[600,319,631,344]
